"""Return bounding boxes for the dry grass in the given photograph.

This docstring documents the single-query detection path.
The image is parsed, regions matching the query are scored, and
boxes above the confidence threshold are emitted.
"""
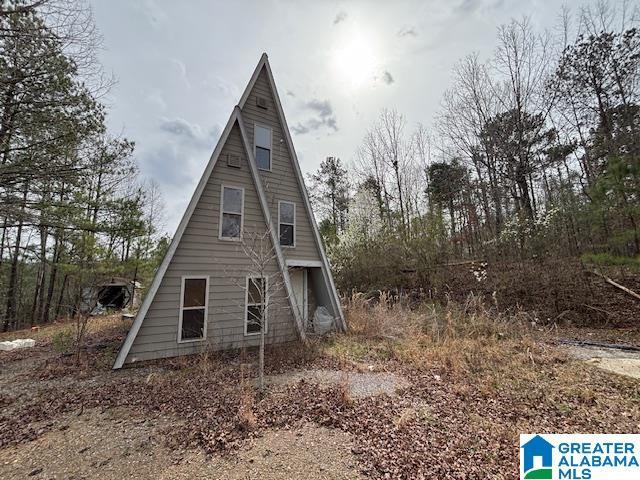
[337,374,353,406]
[0,314,131,376]
[0,314,130,344]
[237,387,257,431]
[3,295,640,479]
[332,291,633,434]
[394,402,433,430]
[328,291,537,376]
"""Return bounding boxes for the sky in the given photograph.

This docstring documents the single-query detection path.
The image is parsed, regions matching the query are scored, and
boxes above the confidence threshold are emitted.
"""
[89,0,566,234]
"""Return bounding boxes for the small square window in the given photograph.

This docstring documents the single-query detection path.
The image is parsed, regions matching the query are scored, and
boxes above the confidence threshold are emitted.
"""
[245,276,267,335]
[182,309,205,339]
[256,146,270,170]
[227,154,241,168]
[256,96,268,109]
[278,201,295,247]
[246,305,263,334]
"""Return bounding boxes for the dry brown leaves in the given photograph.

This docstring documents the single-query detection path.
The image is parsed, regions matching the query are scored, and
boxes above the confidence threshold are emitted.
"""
[3,314,640,480]
[3,345,640,479]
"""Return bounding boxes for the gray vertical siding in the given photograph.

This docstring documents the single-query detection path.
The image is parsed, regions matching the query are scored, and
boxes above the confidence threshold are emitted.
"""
[126,122,297,363]
[241,69,322,263]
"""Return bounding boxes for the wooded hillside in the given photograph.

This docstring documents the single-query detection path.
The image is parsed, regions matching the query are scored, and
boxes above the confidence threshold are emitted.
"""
[309,3,640,320]
[0,0,167,331]
[1,1,639,333]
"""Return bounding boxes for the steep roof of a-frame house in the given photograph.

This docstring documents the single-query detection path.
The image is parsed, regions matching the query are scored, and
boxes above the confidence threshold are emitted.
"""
[113,54,345,369]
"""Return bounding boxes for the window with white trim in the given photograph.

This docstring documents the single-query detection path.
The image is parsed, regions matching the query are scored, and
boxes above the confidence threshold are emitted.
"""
[278,201,295,247]
[245,276,267,335]
[220,186,243,239]
[179,277,208,341]
[254,125,271,171]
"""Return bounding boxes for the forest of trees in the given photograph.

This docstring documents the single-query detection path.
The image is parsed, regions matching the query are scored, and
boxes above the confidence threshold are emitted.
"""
[309,2,640,302]
[2,0,638,332]
[0,0,167,331]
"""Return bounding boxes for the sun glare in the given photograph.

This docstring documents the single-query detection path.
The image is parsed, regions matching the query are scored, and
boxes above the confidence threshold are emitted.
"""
[331,30,377,90]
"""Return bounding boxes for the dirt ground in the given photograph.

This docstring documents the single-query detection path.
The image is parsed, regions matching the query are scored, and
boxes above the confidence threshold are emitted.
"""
[1,409,361,480]
[0,352,364,480]
[2,314,640,479]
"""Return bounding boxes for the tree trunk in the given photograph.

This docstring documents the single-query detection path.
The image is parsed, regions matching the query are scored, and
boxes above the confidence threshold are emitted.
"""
[258,300,265,391]
[3,183,28,331]
[515,166,533,221]
[487,164,503,236]
[43,182,66,323]
[42,232,61,323]
[0,216,7,269]
[54,273,69,320]
[35,226,48,323]
[30,262,43,326]
[448,198,457,251]
[393,161,406,237]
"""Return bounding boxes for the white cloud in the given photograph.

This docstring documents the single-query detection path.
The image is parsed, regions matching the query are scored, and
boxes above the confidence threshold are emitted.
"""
[89,0,566,233]
[291,99,338,135]
[333,11,347,25]
[397,26,417,37]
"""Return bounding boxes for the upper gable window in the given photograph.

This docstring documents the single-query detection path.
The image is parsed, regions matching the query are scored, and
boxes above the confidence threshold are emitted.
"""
[254,125,272,171]
[220,185,244,240]
[278,201,295,247]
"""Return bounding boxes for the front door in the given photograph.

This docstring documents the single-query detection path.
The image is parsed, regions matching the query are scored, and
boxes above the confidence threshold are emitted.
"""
[289,268,308,325]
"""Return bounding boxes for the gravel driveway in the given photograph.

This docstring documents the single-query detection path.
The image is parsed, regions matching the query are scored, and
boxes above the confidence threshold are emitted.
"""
[264,368,409,398]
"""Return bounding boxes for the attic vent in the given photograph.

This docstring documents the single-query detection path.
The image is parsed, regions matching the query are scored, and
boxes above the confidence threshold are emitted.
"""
[227,154,241,168]
[256,96,268,109]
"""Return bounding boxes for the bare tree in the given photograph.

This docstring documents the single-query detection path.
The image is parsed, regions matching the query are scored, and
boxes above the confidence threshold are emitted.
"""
[438,53,503,236]
[236,228,290,391]
[355,109,426,238]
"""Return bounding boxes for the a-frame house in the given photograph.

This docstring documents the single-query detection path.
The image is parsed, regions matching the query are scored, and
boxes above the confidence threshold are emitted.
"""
[113,54,345,368]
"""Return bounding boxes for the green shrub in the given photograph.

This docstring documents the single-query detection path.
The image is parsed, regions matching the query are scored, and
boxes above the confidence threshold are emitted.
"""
[52,329,74,354]
[581,252,640,271]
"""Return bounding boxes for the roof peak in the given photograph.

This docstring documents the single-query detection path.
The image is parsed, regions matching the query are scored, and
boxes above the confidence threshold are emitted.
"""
[238,53,272,108]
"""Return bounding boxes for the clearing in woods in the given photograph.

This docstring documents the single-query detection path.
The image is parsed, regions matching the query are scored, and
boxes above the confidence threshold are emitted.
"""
[2,299,640,479]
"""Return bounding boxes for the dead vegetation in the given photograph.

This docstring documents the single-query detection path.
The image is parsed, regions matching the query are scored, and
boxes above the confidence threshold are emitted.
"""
[333,291,534,376]
[0,315,130,376]
[2,298,640,479]
[348,258,640,330]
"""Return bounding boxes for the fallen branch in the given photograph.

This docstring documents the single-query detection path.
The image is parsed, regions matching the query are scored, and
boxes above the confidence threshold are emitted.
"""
[443,259,483,266]
[582,304,613,317]
[587,270,640,302]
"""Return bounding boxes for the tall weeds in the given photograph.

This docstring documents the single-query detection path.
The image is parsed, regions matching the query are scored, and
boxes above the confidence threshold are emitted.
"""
[339,292,536,375]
